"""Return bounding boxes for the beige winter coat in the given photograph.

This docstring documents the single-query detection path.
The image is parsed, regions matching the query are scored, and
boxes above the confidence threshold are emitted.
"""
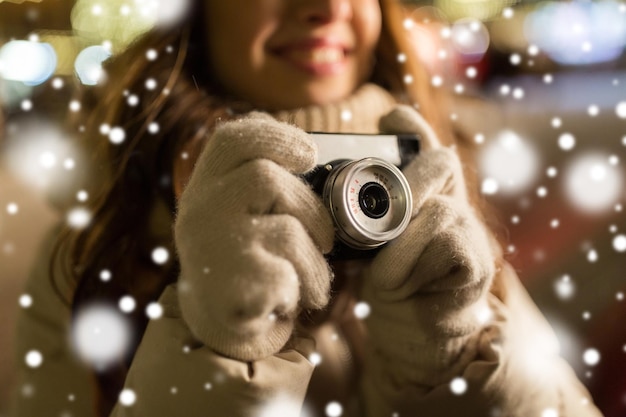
[12,85,604,417]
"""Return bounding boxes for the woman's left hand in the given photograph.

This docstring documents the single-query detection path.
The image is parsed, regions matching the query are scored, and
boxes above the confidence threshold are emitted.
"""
[360,106,498,389]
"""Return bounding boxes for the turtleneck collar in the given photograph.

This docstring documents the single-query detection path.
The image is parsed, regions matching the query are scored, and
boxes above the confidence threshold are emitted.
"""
[271,83,397,134]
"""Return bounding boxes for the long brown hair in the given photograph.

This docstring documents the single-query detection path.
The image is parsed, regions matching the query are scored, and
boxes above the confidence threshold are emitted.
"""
[55,0,478,414]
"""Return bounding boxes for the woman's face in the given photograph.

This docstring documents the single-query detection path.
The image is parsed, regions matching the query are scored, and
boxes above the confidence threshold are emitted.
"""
[202,0,382,110]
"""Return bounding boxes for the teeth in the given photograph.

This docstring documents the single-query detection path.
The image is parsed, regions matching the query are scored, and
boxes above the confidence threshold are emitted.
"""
[290,47,344,64]
[312,48,343,63]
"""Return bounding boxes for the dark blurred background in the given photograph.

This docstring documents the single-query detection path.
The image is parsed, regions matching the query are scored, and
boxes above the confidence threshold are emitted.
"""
[1,0,625,416]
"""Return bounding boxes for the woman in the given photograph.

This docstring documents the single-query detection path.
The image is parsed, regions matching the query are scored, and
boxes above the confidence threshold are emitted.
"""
[14,0,603,416]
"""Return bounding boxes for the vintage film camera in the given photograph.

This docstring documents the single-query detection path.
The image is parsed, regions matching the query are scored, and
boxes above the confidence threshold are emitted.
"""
[305,133,420,259]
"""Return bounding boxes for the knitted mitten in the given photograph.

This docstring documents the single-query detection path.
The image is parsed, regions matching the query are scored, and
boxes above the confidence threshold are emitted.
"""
[360,106,498,410]
[174,112,335,361]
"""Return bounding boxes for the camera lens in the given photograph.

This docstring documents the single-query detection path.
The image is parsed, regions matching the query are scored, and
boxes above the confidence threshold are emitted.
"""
[358,182,389,219]
[321,157,412,250]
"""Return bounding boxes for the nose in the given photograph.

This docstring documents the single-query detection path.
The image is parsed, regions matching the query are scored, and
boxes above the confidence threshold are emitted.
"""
[296,0,353,24]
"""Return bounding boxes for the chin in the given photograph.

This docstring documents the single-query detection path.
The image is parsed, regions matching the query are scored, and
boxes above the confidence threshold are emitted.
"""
[276,85,356,110]
[307,82,356,105]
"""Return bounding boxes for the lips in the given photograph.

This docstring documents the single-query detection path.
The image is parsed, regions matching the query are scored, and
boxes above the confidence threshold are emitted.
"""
[271,38,352,75]
[288,46,345,65]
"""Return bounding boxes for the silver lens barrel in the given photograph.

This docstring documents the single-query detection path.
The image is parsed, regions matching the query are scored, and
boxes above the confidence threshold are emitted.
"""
[321,157,413,250]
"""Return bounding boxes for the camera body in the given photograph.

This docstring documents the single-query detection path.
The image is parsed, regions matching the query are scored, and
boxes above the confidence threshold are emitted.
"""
[306,133,420,259]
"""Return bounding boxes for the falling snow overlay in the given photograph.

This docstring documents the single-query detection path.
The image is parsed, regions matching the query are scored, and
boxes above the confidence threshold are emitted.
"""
[71,304,132,369]
[1,1,625,417]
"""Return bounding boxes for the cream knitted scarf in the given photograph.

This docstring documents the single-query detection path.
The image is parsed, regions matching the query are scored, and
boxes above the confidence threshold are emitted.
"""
[272,83,398,134]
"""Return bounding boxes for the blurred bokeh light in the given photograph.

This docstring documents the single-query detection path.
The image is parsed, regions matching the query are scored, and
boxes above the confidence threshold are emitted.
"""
[0,40,57,85]
[525,0,626,66]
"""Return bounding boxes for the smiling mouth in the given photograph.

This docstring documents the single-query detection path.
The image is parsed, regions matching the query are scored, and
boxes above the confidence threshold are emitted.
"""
[273,45,350,74]
[287,46,346,65]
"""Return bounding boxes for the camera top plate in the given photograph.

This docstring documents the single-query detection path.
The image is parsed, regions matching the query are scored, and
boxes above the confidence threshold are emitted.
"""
[309,132,420,168]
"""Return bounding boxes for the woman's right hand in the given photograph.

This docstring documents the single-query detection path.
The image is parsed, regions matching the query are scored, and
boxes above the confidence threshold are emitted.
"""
[174,112,335,361]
